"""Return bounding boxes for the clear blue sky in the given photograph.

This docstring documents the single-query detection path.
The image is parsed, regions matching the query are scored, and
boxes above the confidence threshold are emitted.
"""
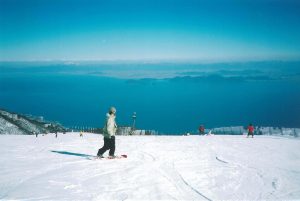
[1,0,300,61]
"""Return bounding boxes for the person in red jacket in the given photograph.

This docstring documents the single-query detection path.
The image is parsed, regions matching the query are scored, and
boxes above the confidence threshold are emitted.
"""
[247,123,254,138]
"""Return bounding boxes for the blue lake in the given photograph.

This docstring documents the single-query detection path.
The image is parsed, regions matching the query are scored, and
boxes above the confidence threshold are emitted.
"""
[1,61,300,133]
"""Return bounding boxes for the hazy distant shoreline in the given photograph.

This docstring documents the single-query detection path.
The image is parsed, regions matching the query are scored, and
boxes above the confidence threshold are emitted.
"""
[1,61,300,133]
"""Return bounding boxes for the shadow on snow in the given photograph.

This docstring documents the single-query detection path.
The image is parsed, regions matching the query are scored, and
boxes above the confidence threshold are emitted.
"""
[51,150,94,158]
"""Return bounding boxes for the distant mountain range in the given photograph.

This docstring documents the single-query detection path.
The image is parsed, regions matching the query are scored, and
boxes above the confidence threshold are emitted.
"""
[0,109,67,135]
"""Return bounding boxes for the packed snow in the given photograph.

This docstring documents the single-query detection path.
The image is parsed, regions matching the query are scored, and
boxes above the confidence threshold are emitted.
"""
[0,133,300,200]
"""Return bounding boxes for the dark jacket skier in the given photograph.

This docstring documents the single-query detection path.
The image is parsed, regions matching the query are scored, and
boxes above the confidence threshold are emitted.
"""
[199,125,205,135]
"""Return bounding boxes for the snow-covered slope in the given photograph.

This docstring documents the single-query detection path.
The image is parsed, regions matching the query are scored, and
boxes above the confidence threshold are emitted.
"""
[0,133,299,200]
[0,109,66,135]
[0,117,26,135]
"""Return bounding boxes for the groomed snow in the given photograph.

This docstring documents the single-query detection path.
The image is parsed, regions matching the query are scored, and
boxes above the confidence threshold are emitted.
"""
[0,133,300,200]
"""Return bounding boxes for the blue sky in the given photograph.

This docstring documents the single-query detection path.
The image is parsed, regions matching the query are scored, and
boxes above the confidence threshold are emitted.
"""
[1,0,300,61]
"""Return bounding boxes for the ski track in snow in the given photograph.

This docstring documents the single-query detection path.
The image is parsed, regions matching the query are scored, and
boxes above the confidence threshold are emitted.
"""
[209,136,300,200]
[0,133,300,200]
[139,150,212,200]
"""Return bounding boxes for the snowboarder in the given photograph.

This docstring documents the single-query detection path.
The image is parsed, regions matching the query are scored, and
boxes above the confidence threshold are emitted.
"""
[199,125,205,135]
[247,123,254,138]
[97,107,117,158]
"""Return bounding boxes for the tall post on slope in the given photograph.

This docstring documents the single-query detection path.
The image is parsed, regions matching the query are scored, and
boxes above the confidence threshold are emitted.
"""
[131,112,137,135]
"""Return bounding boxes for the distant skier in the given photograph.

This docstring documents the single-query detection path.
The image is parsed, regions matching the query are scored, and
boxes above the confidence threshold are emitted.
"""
[247,123,254,138]
[97,107,117,158]
[199,125,205,135]
[80,131,83,137]
[55,132,58,138]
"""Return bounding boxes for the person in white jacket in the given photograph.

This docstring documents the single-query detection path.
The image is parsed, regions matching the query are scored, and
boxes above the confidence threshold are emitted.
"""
[97,107,117,158]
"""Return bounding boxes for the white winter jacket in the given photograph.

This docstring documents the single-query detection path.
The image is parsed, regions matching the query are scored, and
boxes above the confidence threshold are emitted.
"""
[103,113,117,138]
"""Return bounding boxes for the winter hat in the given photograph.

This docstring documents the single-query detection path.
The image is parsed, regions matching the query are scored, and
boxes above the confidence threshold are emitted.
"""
[109,106,117,114]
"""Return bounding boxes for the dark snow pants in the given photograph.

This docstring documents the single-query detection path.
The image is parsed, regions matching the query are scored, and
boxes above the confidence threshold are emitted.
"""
[97,136,115,156]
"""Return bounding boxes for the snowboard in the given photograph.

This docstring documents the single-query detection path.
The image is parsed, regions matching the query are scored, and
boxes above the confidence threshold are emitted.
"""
[88,154,127,160]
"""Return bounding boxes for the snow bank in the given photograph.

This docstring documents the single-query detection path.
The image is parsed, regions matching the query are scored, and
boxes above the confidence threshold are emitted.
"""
[212,126,300,137]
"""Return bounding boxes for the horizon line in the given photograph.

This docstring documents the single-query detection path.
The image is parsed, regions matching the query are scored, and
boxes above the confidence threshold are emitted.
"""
[1,58,300,64]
